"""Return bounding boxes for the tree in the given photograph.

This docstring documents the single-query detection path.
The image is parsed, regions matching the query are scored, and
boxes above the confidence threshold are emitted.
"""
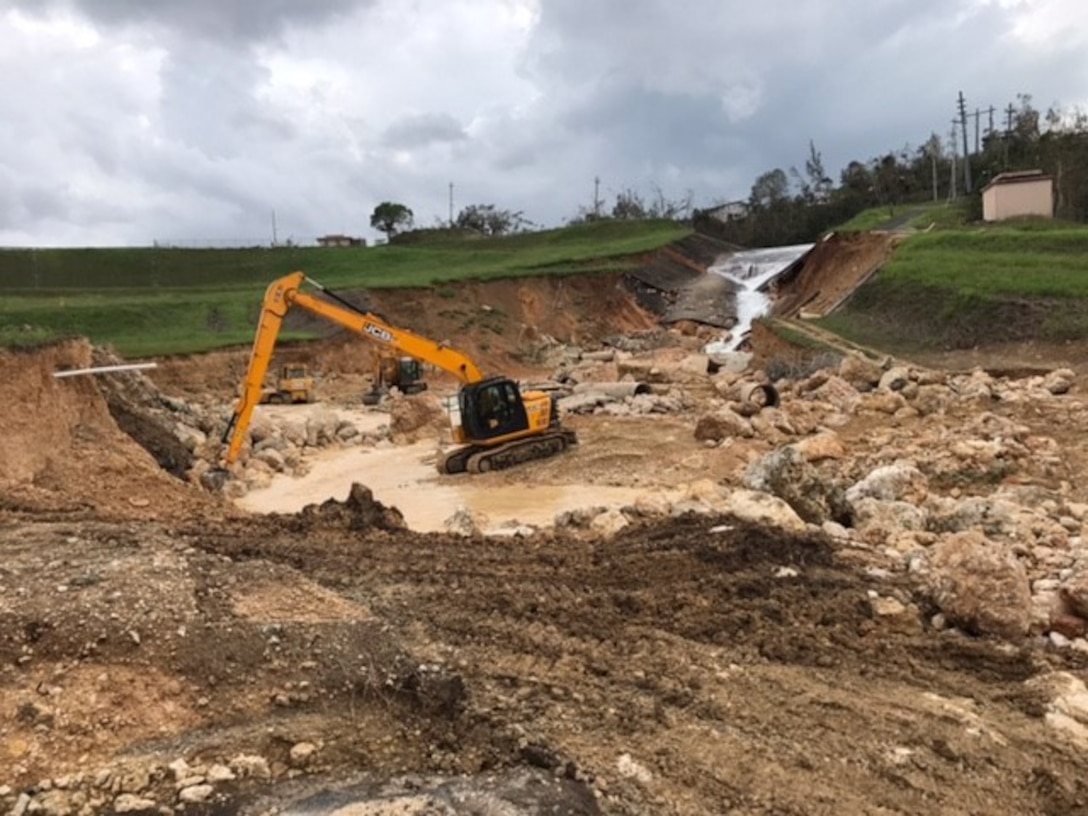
[748,168,790,209]
[648,185,694,220]
[611,189,648,219]
[370,202,414,237]
[455,204,530,236]
[871,153,904,214]
[804,141,833,202]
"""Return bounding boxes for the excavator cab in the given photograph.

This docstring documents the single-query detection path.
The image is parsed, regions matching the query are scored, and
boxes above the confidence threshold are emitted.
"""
[459,377,530,441]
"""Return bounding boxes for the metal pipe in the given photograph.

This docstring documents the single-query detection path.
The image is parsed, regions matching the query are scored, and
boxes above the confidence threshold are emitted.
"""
[54,362,158,379]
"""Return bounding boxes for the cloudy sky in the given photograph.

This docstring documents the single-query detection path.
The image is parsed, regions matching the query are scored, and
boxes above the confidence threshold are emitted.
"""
[1,0,1085,247]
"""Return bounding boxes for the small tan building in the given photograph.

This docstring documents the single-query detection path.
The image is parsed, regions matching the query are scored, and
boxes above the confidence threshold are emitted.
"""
[316,234,365,247]
[981,170,1054,222]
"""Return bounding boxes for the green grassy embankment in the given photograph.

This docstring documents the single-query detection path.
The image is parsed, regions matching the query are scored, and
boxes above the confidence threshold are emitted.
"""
[0,220,689,356]
[835,201,971,232]
[817,222,1088,352]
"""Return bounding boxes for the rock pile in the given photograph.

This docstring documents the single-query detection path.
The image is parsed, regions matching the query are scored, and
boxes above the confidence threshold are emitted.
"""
[205,405,378,498]
[0,750,285,815]
[553,349,1088,649]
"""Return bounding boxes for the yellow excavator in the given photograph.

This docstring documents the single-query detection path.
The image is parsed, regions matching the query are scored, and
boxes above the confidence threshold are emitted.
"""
[220,271,577,474]
[361,353,427,405]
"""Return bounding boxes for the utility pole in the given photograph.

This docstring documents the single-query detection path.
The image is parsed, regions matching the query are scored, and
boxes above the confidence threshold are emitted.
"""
[949,122,959,201]
[1004,102,1016,169]
[931,144,938,203]
[972,108,982,154]
[271,210,278,247]
[958,91,973,193]
[448,182,454,227]
[593,176,601,219]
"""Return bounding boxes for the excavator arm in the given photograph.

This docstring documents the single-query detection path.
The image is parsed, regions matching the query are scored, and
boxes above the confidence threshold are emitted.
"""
[221,271,485,465]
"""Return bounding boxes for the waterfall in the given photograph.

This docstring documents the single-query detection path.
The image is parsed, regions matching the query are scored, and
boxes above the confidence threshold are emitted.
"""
[705,243,814,353]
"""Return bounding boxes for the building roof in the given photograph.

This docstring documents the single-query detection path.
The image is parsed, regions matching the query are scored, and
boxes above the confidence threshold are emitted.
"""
[982,170,1053,191]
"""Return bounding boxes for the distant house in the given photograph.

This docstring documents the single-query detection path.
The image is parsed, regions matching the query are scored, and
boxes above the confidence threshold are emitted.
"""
[981,171,1054,222]
[316,234,366,248]
[705,200,750,223]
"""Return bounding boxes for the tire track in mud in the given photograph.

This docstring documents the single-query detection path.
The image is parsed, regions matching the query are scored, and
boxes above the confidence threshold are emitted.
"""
[194,513,1088,815]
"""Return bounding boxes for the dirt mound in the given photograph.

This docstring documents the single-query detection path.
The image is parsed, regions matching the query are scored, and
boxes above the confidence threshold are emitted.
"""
[293,482,407,532]
[388,391,448,443]
[0,340,220,521]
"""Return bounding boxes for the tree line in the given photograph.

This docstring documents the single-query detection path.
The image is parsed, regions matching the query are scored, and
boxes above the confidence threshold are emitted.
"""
[696,95,1088,247]
[368,184,694,243]
[368,93,1088,248]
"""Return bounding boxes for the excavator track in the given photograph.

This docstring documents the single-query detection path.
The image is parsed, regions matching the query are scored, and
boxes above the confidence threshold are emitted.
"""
[437,429,578,475]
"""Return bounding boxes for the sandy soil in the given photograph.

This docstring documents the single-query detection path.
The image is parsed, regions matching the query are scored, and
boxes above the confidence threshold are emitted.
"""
[4,251,1088,815]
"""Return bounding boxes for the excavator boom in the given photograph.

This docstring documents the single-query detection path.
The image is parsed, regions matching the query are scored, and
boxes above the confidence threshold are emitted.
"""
[221,271,485,465]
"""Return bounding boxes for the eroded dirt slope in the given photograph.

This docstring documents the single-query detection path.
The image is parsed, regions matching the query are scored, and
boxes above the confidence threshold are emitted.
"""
[151,273,662,402]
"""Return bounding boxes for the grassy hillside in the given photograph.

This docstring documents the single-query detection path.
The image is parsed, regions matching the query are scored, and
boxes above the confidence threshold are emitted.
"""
[0,220,689,356]
[834,201,971,232]
[819,222,1088,351]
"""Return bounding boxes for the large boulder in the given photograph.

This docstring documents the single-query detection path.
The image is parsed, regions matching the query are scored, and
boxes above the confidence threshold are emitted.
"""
[1024,672,1088,749]
[846,463,928,505]
[926,531,1032,639]
[305,408,341,446]
[912,384,954,416]
[742,445,844,525]
[878,366,912,392]
[838,353,883,390]
[791,432,846,462]
[1059,569,1088,621]
[808,375,862,414]
[1043,368,1076,395]
[850,498,929,544]
[725,489,807,534]
[693,408,753,442]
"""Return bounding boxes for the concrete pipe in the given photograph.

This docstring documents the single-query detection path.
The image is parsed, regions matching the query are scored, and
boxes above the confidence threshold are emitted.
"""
[581,349,617,362]
[571,381,652,398]
[738,382,780,410]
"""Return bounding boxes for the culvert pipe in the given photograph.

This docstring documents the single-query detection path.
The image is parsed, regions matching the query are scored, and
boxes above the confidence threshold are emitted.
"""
[738,382,780,409]
[571,382,652,398]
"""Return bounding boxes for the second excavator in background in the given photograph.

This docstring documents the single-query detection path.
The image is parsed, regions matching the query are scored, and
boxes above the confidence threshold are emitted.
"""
[220,271,577,474]
[361,353,427,405]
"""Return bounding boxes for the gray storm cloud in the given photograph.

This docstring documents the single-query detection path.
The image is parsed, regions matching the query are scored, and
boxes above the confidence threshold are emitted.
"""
[0,0,1084,245]
[6,0,370,42]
